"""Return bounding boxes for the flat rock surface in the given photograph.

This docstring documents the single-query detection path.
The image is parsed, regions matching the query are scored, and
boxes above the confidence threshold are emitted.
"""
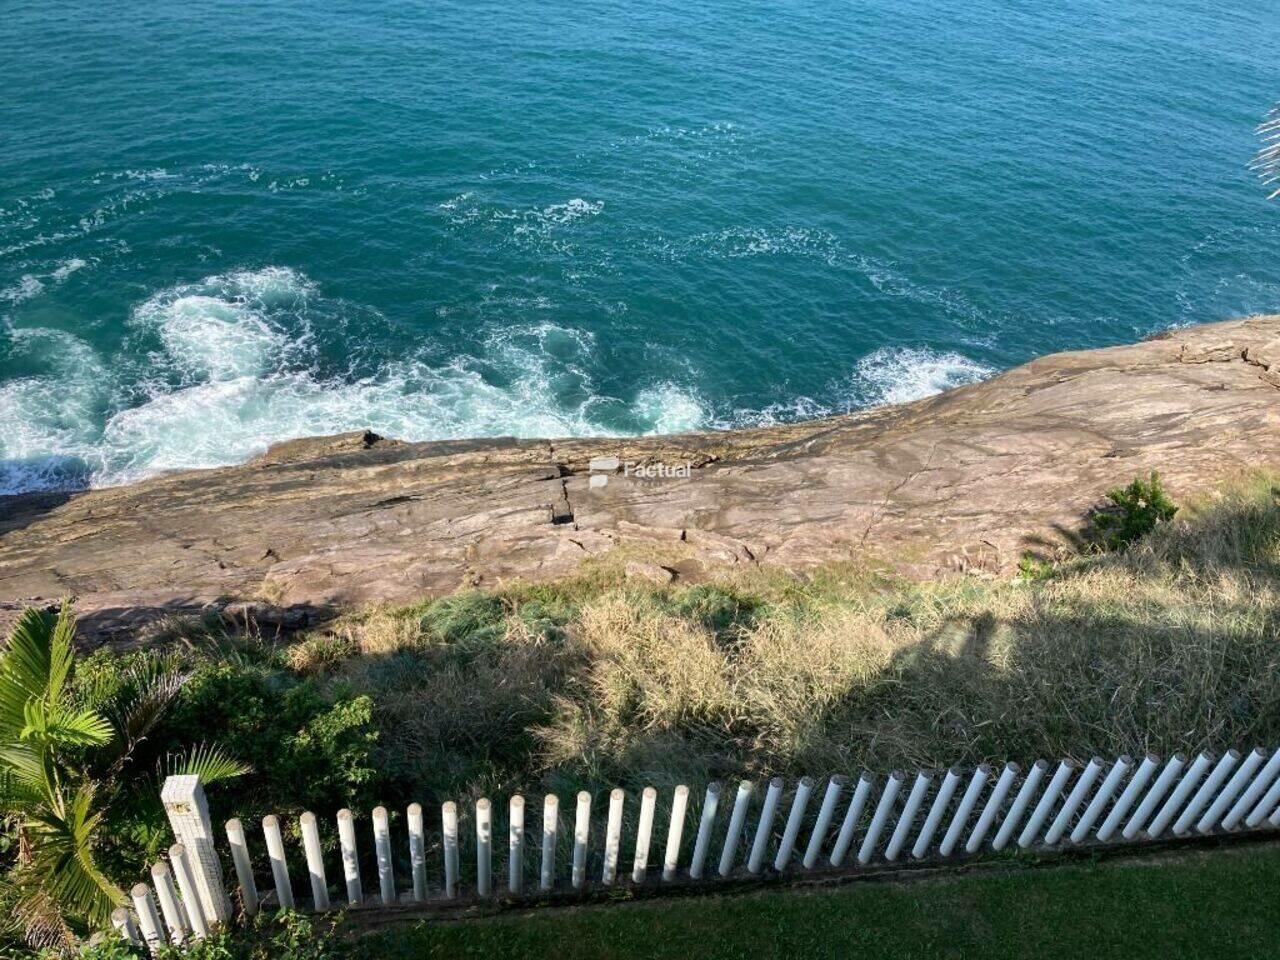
[3,316,1279,641]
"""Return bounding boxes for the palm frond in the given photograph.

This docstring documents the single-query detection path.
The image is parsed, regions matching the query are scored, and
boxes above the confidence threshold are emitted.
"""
[98,652,189,781]
[0,744,53,795]
[20,701,113,750]
[10,878,78,954]
[1251,102,1280,200]
[163,742,250,785]
[24,784,124,928]
[0,608,57,734]
[0,764,46,812]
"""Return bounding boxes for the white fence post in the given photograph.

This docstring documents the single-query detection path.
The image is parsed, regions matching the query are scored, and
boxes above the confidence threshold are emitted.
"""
[408,803,427,902]
[150,862,188,943]
[443,801,460,898]
[775,777,815,870]
[1246,770,1280,829]
[573,791,592,889]
[224,819,259,915]
[967,762,1017,853]
[539,794,558,891]
[1071,756,1133,844]
[1173,751,1239,836]
[719,780,753,876]
[663,785,690,881]
[262,815,294,910]
[161,775,231,924]
[689,781,721,880]
[476,799,493,897]
[1224,747,1280,830]
[299,813,329,911]
[169,844,209,938]
[887,772,931,862]
[939,765,988,857]
[993,760,1046,851]
[632,787,658,883]
[858,771,904,865]
[1197,747,1265,834]
[1019,760,1073,848]
[748,778,784,874]
[111,907,141,946]
[1148,752,1211,838]
[1099,754,1159,842]
[603,789,625,884]
[337,809,363,906]
[1044,758,1102,845]
[804,776,846,868]
[913,767,961,859]
[131,884,164,954]
[508,795,525,895]
[1123,754,1185,839]
[830,772,874,866]
[372,806,396,904]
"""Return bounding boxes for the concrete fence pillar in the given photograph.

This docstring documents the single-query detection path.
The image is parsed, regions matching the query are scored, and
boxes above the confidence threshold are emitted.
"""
[161,776,232,925]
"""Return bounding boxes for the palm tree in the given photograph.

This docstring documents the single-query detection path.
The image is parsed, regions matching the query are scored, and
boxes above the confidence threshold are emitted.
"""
[1253,103,1280,199]
[0,605,246,952]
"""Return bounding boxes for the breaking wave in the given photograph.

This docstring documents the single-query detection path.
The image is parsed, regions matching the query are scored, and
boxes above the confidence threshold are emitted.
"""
[0,267,996,496]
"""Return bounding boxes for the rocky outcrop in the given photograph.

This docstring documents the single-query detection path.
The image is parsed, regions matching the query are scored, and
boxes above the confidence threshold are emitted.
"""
[3,316,1279,641]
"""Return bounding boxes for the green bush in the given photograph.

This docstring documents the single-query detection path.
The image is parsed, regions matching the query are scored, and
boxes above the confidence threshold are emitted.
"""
[73,647,382,828]
[79,911,349,960]
[160,661,380,817]
[1090,472,1178,551]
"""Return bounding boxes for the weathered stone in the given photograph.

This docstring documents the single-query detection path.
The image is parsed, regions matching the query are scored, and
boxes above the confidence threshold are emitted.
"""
[3,315,1280,642]
[624,561,677,585]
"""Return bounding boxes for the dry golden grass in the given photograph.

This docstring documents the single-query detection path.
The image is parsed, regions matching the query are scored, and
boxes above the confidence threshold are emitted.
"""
[287,472,1280,797]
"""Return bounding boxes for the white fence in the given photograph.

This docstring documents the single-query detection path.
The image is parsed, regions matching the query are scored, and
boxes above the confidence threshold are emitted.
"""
[113,744,1280,950]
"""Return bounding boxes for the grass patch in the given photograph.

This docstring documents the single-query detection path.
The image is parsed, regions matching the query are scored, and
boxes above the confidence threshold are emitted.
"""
[25,471,1280,949]
[360,842,1280,960]
[101,471,1280,810]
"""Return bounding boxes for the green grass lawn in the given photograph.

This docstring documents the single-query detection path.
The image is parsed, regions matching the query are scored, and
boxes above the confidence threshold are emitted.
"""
[362,844,1280,960]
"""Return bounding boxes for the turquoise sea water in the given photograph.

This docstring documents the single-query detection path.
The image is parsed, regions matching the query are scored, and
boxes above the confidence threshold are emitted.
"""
[2,0,1278,495]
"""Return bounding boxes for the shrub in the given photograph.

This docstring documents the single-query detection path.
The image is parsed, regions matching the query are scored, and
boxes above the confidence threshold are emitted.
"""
[79,911,349,960]
[1090,472,1178,551]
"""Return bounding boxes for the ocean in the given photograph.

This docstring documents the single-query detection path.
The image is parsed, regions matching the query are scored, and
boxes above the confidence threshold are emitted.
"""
[2,0,1277,495]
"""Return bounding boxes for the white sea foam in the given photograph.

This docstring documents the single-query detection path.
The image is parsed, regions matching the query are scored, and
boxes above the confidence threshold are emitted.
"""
[845,346,994,407]
[1,275,44,304]
[633,383,708,434]
[51,258,89,282]
[0,328,112,494]
[0,264,999,497]
[128,267,313,382]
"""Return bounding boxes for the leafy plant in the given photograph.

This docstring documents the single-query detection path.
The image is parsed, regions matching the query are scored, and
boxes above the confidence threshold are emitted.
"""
[1090,472,1178,552]
[1017,556,1055,582]
[0,606,246,953]
[79,910,349,960]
